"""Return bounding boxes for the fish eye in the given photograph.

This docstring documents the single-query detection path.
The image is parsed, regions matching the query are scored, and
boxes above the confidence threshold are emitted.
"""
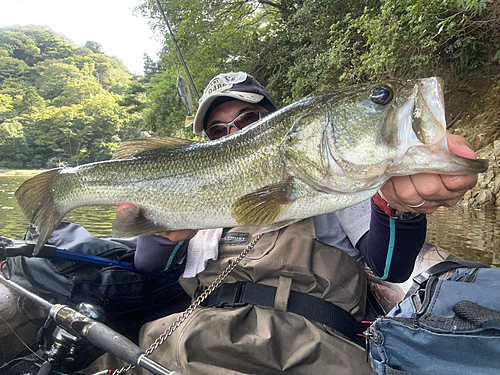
[370,86,393,105]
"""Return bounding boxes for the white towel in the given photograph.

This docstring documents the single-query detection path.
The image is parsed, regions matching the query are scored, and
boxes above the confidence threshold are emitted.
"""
[183,228,223,278]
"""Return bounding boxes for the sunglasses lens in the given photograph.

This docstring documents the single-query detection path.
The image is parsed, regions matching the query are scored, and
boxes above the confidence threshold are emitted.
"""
[206,125,228,140]
[234,111,261,129]
[205,111,262,140]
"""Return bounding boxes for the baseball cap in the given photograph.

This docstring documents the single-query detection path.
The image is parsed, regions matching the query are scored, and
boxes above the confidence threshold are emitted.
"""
[193,72,277,134]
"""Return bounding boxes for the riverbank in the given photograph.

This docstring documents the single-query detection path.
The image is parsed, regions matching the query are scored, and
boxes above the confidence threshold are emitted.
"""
[0,169,42,177]
[461,140,500,208]
[446,65,500,208]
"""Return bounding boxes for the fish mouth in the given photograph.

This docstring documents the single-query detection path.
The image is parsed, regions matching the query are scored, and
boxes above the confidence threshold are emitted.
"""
[394,78,448,164]
[386,145,488,175]
[389,77,488,174]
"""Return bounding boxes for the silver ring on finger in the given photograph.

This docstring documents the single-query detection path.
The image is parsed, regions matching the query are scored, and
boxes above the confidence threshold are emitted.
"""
[408,200,427,208]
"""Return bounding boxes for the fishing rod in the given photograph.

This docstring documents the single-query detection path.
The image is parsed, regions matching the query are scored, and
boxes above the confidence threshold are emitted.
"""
[0,274,185,375]
[153,0,200,100]
[0,238,177,279]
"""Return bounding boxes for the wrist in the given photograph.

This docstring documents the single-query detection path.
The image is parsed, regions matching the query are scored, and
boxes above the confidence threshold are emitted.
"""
[372,192,422,220]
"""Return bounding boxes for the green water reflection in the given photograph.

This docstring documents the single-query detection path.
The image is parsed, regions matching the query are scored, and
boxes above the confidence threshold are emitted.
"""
[1,176,115,240]
[1,175,499,267]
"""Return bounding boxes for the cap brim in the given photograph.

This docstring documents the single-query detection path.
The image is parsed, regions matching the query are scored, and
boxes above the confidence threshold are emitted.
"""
[193,91,264,134]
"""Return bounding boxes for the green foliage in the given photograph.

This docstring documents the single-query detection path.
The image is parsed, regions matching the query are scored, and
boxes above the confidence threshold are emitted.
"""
[143,0,499,107]
[144,70,193,138]
[0,56,29,83]
[85,41,104,54]
[0,25,148,168]
[322,0,497,83]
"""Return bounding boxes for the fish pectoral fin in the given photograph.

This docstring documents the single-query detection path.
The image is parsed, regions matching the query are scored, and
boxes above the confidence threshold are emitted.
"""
[112,206,170,237]
[231,180,298,226]
[112,136,196,160]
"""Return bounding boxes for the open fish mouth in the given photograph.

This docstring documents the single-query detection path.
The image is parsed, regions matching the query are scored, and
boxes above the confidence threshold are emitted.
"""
[392,78,448,163]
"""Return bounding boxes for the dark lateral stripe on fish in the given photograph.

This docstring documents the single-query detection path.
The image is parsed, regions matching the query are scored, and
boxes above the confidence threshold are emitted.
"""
[14,169,66,255]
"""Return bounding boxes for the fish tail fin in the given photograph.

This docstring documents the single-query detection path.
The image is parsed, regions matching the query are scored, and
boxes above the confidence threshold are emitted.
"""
[14,169,65,255]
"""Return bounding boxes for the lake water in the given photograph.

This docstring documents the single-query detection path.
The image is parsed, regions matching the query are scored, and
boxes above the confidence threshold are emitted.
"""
[1,175,499,267]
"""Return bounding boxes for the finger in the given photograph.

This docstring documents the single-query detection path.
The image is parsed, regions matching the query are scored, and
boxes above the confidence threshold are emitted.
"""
[116,203,135,213]
[410,174,464,210]
[440,173,478,194]
[115,204,140,219]
[382,175,448,214]
[381,175,432,211]
[445,133,479,193]
[447,133,476,159]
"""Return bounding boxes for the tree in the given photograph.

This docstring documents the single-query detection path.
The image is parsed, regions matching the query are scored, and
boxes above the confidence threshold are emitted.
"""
[0,56,29,83]
[33,60,100,103]
[140,0,499,107]
[85,41,104,54]
[0,25,144,168]
[143,70,191,138]
[0,29,41,65]
[143,53,160,79]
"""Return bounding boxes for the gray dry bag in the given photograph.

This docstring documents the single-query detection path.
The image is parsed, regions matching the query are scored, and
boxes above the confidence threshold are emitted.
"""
[366,261,500,375]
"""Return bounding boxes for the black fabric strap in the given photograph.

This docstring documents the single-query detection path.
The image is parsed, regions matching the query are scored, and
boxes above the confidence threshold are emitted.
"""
[405,260,488,298]
[201,281,359,342]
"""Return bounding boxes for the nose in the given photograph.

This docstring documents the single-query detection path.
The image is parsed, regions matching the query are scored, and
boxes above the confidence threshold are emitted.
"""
[229,127,238,135]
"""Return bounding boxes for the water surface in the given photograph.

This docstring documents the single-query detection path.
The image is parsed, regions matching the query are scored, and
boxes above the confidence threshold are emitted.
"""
[1,176,115,240]
[1,175,498,266]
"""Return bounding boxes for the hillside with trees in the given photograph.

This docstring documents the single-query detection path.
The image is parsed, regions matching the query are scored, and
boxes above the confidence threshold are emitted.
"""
[0,25,153,169]
[139,0,499,102]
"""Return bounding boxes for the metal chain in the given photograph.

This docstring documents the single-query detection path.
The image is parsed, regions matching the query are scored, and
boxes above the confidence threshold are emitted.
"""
[113,233,264,375]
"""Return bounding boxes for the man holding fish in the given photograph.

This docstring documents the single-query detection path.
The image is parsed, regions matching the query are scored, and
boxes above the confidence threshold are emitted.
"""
[16,72,484,374]
[112,72,480,374]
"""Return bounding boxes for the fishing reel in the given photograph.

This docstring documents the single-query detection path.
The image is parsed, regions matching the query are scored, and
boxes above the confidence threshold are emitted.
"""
[39,303,107,374]
[0,301,106,375]
[0,275,185,375]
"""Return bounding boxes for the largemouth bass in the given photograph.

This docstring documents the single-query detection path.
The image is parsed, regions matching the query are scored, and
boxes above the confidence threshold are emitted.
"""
[15,77,488,255]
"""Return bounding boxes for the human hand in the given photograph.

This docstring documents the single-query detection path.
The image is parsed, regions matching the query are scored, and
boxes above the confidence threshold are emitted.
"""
[380,133,479,214]
[116,203,198,241]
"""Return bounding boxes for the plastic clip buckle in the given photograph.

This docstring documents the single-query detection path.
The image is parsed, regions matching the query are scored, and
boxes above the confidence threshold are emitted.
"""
[214,281,247,308]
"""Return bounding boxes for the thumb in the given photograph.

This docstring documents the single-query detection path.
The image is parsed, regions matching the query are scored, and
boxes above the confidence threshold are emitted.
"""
[447,133,477,159]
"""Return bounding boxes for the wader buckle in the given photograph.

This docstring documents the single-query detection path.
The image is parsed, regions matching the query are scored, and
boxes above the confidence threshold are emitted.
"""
[210,281,248,308]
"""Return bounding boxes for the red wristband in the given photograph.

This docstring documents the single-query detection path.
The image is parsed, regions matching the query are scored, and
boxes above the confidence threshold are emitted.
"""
[373,192,396,217]
[372,192,422,220]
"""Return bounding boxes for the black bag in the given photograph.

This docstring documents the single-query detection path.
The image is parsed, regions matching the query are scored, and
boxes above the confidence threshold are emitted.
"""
[6,222,190,336]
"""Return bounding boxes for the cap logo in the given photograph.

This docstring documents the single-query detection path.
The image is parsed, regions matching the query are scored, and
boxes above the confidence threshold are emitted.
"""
[201,72,247,101]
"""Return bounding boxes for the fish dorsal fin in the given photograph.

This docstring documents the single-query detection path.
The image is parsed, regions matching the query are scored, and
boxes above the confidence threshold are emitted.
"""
[112,136,195,160]
[231,180,298,226]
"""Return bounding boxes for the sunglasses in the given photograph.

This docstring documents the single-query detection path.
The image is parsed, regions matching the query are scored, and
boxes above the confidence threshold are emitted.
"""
[205,110,266,140]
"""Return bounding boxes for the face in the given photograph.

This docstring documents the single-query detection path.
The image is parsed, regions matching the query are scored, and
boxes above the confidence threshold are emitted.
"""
[205,100,268,140]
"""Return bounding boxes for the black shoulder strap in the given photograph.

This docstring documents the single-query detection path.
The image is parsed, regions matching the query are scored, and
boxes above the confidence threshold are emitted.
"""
[405,260,488,298]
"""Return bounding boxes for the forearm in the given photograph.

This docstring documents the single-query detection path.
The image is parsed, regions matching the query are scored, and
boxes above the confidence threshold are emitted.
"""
[357,199,427,282]
[134,235,188,273]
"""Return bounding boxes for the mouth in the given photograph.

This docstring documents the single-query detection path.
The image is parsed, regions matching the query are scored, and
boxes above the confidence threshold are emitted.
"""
[393,78,448,163]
